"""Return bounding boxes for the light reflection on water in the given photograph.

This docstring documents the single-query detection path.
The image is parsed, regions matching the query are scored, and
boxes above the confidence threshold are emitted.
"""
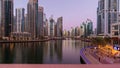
[0,40,90,64]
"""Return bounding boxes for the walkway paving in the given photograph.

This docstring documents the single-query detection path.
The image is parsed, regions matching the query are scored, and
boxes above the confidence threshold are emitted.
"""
[81,47,120,64]
[83,49,101,64]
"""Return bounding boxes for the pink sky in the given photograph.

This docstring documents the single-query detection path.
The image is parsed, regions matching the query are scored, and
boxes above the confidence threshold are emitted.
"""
[14,0,98,31]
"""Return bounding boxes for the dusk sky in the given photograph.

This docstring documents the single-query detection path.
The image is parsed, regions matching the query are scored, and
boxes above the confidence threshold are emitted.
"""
[14,0,98,31]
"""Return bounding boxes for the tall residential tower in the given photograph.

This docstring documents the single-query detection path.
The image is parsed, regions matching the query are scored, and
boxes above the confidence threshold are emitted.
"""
[38,6,44,38]
[15,8,25,32]
[27,0,38,39]
[56,17,63,37]
[97,0,119,36]
[2,0,14,37]
[0,0,3,37]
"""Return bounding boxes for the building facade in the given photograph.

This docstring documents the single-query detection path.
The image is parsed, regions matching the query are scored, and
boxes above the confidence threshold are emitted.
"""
[75,26,80,37]
[86,19,93,36]
[71,27,75,37]
[16,8,25,32]
[110,13,120,44]
[3,0,14,37]
[24,14,28,32]
[97,0,119,36]
[38,6,44,39]
[49,17,55,37]
[11,32,31,40]
[44,19,48,37]
[56,17,63,37]
[43,13,47,36]
[81,22,87,38]
[27,0,38,39]
[0,0,3,38]
[13,16,16,32]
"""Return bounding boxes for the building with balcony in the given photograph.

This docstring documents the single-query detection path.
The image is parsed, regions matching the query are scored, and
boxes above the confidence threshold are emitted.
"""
[111,23,119,44]
[97,0,119,37]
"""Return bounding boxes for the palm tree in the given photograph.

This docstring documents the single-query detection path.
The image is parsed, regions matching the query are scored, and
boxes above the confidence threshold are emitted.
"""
[91,37,107,47]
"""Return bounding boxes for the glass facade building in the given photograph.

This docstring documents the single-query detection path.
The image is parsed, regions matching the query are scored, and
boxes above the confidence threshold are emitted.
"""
[38,6,44,38]
[0,0,2,37]
[16,8,25,32]
[49,18,55,37]
[86,19,93,36]
[24,14,28,32]
[97,0,119,36]
[3,0,14,37]
[27,0,38,39]
[56,17,63,37]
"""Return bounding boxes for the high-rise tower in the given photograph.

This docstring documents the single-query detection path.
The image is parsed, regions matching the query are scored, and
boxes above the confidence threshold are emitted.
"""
[27,0,38,39]
[16,8,25,32]
[0,0,3,37]
[56,17,63,37]
[97,0,119,36]
[2,0,14,37]
[38,6,44,39]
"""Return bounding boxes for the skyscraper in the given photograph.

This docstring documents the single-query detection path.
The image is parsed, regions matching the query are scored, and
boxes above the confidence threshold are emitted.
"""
[86,19,93,36]
[80,22,87,38]
[49,17,55,37]
[24,14,28,32]
[27,0,38,39]
[56,17,63,37]
[2,0,14,37]
[54,22,57,37]
[75,26,80,37]
[0,0,3,37]
[97,0,119,36]
[43,13,49,37]
[71,27,75,37]
[44,19,48,37]
[38,6,44,39]
[13,16,16,32]
[16,8,25,32]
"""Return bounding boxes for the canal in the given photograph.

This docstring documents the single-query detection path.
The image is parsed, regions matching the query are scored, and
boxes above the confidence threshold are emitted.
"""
[0,39,90,64]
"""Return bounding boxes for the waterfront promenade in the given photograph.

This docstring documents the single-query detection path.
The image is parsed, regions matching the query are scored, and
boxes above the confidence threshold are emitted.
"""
[80,47,120,64]
[0,39,55,43]
[0,38,66,43]
[0,39,50,43]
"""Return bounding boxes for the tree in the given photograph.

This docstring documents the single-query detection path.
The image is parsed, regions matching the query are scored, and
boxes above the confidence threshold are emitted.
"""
[104,37,111,45]
[91,37,107,47]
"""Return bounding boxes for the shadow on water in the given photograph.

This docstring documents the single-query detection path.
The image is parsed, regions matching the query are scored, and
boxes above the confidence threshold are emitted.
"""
[0,43,15,63]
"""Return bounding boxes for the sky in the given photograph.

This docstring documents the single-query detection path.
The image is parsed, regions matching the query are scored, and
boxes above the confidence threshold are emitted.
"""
[14,0,98,31]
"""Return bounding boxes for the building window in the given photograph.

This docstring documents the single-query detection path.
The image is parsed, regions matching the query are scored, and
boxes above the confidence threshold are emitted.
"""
[114,32,118,35]
[114,25,118,30]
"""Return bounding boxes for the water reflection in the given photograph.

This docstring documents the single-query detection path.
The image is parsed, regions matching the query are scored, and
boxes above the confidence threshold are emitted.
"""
[0,40,88,64]
[0,43,15,63]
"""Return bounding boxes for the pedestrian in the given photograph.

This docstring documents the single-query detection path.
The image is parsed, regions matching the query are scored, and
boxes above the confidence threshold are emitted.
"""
[99,57,100,61]
[114,56,116,59]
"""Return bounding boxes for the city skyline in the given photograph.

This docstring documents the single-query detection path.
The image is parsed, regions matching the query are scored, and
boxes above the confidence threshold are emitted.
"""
[14,0,100,30]
[1,0,120,65]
